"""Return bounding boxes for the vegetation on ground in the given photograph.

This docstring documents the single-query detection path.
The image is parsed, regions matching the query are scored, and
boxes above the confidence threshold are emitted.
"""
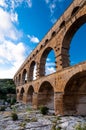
[0,79,16,104]
[39,105,49,115]
[11,112,18,121]
[75,123,86,130]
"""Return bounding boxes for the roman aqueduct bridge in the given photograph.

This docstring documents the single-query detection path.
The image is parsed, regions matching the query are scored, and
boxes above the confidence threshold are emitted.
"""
[14,0,86,115]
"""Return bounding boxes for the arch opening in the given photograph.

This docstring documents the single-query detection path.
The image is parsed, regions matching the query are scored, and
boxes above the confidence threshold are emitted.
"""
[63,71,86,115]
[62,15,86,67]
[70,23,86,65]
[71,6,80,16]
[38,81,54,110]
[19,87,24,101]
[29,61,37,81]
[39,47,56,76]
[27,86,34,106]
[18,74,21,85]
[22,69,27,84]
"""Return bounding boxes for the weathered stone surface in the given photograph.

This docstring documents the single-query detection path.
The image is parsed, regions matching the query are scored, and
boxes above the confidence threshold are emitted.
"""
[14,0,86,116]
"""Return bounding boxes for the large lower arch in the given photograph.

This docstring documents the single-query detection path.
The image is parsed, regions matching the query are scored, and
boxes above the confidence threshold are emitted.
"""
[62,14,86,67]
[63,71,86,115]
[27,85,34,106]
[19,87,25,101]
[38,81,54,110]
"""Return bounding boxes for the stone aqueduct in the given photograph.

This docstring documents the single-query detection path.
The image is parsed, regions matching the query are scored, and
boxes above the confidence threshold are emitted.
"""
[14,0,86,115]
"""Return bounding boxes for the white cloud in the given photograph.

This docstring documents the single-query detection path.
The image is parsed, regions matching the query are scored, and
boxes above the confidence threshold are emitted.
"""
[46,62,55,67]
[33,65,37,80]
[46,58,50,62]
[0,41,26,78]
[0,0,7,8]
[0,6,26,78]
[27,0,32,8]
[45,60,56,75]
[44,0,58,23]
[5,0,32,10]
[49,3,56,14]
[46,67,56,75]
[27,35,39,43]
[45,0,50,4]
[10,12,18,23]
[0,7,22,41]
[51,17,57,24]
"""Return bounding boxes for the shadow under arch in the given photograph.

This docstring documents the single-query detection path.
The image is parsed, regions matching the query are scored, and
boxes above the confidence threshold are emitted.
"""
[62,14,86,67]
[27,85,34,106]
[18,74,21,85]
[19,87,25,101]
[63,71,86,115]
[38,81,54,110]
[39,47,56,77]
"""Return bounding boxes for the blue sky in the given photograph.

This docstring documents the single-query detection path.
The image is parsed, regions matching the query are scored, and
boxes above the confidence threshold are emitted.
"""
[0,0,86,79]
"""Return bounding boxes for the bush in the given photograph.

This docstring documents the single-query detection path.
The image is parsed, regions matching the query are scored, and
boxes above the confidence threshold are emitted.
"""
[10,97,16,105]
[75,123,86,130]
[11,112,18,121]
[0,106,5,111]
[39,106,49,115]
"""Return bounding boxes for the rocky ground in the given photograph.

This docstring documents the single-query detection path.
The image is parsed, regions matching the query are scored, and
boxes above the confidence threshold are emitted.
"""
[0,103,86,130]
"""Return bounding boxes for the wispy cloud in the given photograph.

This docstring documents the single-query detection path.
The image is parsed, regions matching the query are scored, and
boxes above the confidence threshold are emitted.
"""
[51,17,57,24]
[45,0,50,4]
[27,0,32,8]
[0,0,8,8]
[44,0,65,23]
[46,67,56,75]
[5,0,32,10]
[27,35,39,43]
[49,3,56,15]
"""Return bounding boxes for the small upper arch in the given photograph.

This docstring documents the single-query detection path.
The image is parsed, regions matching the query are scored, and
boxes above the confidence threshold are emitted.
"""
[71,6,80,16]
[22,69,28,84]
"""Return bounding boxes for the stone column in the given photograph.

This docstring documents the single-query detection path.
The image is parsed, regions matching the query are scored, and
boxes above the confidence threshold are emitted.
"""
[32,92,38,109]
[16,93,20,102]
[23,93,28,104]
[54,92,64,115]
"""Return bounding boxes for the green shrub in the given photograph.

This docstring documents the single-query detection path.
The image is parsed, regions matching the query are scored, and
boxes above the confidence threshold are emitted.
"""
[0,106,5,111]
[20,122,26,128]
[11,112,18,121]
[10,97,16,105]
[75,123,86,130]
[39,106,49,115]
[51,125,61,130]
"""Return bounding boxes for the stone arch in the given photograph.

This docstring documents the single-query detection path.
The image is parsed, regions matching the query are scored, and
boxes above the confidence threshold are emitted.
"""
[60,20,65,28]
[62,14,86,67]
[51,31,56,37]
[39,47,56,76]
[71,6,80,16]
[18,74,21,85]
[63,71,86,115]
[19,87,25,101]
[16,89,19,93]
[28,61,37,81]
[38,81,54,110]
[27,85,34,105]
[15,76,18,85]
[22,69,27,84]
